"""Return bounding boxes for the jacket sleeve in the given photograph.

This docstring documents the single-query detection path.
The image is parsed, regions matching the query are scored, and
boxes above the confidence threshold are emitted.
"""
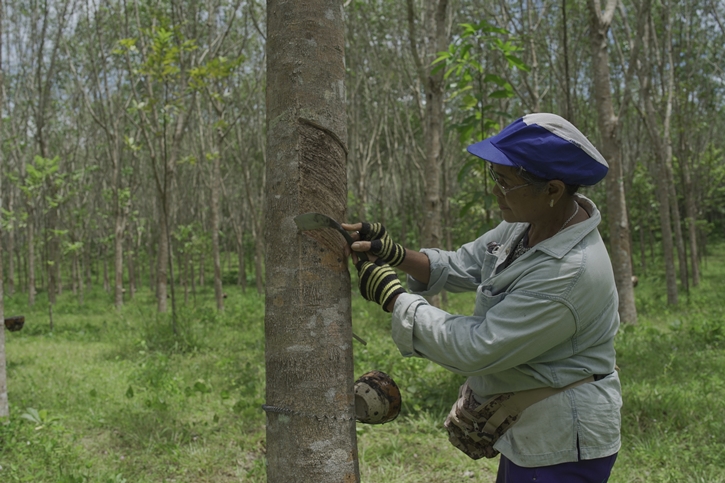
[390,289,577,376]
[407,223,513,295]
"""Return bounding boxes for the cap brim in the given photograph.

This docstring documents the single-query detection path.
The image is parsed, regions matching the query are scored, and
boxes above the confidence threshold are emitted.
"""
[466,138,516,167]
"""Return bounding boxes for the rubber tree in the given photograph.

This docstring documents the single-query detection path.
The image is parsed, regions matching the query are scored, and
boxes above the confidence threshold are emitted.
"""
[67,3,133,310]
[588,0,638,324]
[634,0,680,305]
[118,6,198,320]
[406,0,450,253]
[0,0,7,420]
[264,0,360,481]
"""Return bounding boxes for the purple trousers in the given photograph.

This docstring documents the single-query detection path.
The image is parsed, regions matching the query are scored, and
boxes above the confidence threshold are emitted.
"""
[495,453,618,483]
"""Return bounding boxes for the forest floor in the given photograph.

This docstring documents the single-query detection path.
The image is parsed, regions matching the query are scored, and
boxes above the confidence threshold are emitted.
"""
[2,245,725,482]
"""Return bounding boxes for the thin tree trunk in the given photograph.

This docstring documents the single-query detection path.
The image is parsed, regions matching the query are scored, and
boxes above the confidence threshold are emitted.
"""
[211,136,224,310]
[114,217,125,309]
[237,229,246,291]
[665,143,688,293]
[406,0,449,308]
[103,245,110,293]
[638,224,647,275]
[71,249,78,294]
[17,246,23,298]
[56,244,62,296]
[0,4,7,416]
[638,14,678,305]
[588,0,638,324]
[183,250,189,305]
[75,250,84,305]
[0,227,6,419]
[27,221,35,306]
[127,234,136,299]
[17,247,23,298]
[657,6,688,294]
[408,0,448,252]
[682,156,700,286]
[84,240,92,290]
[157,208,169,312]
[6,193,13,296]
[147,219,155,292]
[190,252,196,299]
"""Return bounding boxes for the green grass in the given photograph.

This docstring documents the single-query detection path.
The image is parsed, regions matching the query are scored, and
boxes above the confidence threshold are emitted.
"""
[2,246,725,482]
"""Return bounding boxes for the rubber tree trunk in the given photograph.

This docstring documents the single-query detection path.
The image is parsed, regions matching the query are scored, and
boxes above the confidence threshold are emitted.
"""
[211,134,224,311]
[156,196,169,313]
[114,214,125,309]
[588,0,638,324]
[264,1,359,481]
[407,0,449,308]
[27,221,35,306]
[639,32,678,305]
[0,234,6,419]
[0,25,7,417]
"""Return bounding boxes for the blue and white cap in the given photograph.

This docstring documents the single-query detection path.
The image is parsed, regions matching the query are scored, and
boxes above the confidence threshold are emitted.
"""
[467,113,609,186]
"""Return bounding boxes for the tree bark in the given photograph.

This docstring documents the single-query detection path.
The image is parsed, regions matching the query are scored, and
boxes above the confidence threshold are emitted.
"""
[0,0,7,417]
[27,221,36,306]
[588,0,638,324]
[6,190,14,296]
[681,149,700,287]
[637,10,678,305]
[660,8,689,293]
[211,135,224,311]
[407,0,449,252]
[264,0,359,480]
[114,213,125,309]
[156,196,169,312]
[236,225,247,291]
[127,233,136,299]
[0,223,6,419]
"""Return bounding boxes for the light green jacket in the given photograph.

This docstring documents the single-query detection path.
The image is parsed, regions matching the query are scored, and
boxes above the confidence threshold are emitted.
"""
[391,195,622,466]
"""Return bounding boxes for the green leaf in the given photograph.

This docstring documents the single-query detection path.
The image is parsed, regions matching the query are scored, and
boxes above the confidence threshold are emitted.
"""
[21,408,42,424]
[118,38,137,49]
[483,74,509,87]
[462,94,478,110]
[489,89,514,99]
[505,54,530,72]
[431,62,446,76]
[125,386,134,398]
[432,52,450,65]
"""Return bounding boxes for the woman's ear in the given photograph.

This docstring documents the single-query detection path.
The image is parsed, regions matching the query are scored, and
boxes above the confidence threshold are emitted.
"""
[547,180,566,205]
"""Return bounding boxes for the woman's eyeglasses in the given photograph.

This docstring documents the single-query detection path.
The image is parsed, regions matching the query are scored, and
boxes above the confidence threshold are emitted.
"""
[488,165,531,195]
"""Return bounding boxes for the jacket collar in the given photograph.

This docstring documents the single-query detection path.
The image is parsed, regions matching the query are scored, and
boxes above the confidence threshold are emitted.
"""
[509,194,601,260]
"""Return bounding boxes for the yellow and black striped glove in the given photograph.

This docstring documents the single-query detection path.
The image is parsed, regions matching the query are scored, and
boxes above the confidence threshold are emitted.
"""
[359,222,406,267]
[356,259,406,312]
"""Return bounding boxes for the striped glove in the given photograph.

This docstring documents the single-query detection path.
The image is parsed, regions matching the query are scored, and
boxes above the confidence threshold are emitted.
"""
[359,223,406,267]
[356,259,406,312]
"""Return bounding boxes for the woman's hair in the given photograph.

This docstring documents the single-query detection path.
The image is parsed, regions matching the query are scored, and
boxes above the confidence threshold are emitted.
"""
[517,167,580,196]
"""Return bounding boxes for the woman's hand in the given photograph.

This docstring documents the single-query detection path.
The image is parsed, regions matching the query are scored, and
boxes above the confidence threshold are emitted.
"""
[342,222,406,267]
[355,258,406,312]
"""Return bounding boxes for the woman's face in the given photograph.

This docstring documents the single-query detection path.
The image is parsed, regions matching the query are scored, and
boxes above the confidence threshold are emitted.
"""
[489,164,549,223]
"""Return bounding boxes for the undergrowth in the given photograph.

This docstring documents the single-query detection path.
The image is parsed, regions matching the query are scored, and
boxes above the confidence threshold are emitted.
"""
[1,244,725,482]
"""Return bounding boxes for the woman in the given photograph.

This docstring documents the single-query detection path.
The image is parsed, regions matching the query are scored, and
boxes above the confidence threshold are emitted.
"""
[344,113,622,483]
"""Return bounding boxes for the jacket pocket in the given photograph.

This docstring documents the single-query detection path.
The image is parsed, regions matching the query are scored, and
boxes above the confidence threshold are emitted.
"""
[473,285,508,317]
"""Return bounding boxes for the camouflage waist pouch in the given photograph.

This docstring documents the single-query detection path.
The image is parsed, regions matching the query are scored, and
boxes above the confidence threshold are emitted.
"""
[444,377,594,460]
